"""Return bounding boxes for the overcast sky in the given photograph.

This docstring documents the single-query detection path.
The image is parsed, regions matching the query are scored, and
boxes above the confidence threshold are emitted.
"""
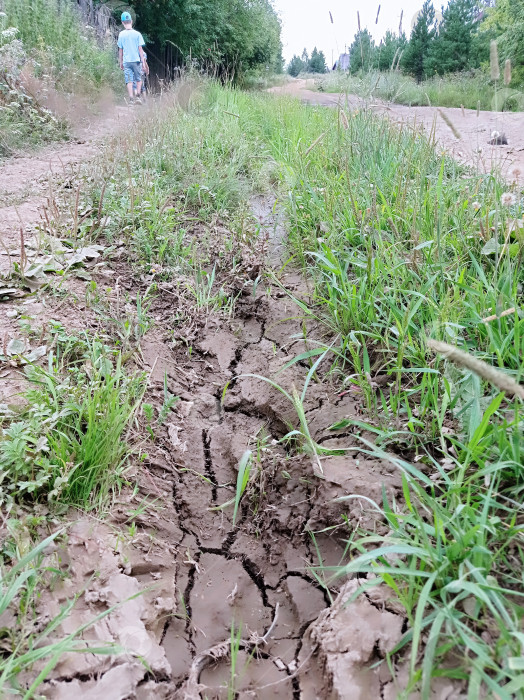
[273,0,447,66]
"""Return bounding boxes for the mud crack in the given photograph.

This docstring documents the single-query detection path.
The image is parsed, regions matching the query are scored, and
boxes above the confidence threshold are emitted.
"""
[202,428,218,503]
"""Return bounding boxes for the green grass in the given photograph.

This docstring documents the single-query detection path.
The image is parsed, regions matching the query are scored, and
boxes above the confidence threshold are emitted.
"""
[2,0,120,94]
[315,69,524,111]
[81,79,273,319]
[0,0,120,156]
[0,529,120,698]
[0,328,144,508]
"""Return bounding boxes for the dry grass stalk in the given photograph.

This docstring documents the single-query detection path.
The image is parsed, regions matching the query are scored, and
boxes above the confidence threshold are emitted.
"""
[19,227,27,274]
[357,11,364,67]
[305,132,326,156]
[490,41,500,81]
[482,308,516,324]
[427,339,524,400]
[391,47,400,71]
[339,109,349,130]
[504,59,512,86]
[438,109,461,140]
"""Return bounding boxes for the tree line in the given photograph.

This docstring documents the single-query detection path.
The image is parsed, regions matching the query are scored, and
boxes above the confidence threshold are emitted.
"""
[98,0,283,78]
[286,0,523,85]
[287,48,328,76]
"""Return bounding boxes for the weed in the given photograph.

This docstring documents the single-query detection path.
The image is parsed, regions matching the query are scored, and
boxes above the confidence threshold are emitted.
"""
[157,372,178,426]
[239,348,341,472]
[141,374,178,441]
[217,450,253,526]
[228,621,243,700]
[0,331,144,508]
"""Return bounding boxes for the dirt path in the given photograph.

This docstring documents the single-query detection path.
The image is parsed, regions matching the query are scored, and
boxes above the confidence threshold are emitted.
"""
[0,103,138,274]
[0,94,460,699]
[269,79,524,179]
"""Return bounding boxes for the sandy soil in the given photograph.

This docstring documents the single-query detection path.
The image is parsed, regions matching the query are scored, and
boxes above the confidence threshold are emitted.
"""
[0,94,464,698]
[269,78,524,179]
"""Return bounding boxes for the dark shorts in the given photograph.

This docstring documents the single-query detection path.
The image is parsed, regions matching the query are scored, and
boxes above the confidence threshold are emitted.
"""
[124,62,142,84]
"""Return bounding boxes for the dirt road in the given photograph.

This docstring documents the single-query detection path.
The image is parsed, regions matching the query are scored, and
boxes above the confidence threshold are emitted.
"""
[0,87,471,698]
[269,79,524,179]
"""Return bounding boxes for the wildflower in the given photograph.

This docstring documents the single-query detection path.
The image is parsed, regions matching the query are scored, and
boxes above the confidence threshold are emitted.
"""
[472,201,481,212]
[510,167,522,181]
[501,192,516,207]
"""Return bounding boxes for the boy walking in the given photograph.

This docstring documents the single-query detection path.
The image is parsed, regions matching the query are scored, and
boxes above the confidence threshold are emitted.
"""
[117,11,146,105]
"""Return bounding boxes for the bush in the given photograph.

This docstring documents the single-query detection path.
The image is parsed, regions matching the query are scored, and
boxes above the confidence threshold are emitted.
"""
[1,0,120,94]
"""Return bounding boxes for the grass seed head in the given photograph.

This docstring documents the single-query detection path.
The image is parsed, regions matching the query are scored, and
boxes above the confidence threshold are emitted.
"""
[490,41,500,81]
[427,339,524,400]
[504,59,512,86]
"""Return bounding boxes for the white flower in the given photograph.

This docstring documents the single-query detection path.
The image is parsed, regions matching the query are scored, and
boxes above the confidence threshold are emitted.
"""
[1,27,19,39]
[501,192,516,207]
[472,201,481,212]
[510,167,522,181]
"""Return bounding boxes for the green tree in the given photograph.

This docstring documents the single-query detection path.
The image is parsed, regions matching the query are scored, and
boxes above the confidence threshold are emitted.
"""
[287,54,305,76]
[482,0,524,83]
[119,0,282,77]
[348,29,375,73]
[403,0,436,82]
[308,46,327,73]
[425,0,479,75]
[376,30,407,71]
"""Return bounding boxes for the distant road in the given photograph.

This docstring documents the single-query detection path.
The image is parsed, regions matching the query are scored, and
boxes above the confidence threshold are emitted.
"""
[269,79,524,179]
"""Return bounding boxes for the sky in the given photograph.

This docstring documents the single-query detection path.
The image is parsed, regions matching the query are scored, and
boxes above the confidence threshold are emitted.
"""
[273,0,447,66]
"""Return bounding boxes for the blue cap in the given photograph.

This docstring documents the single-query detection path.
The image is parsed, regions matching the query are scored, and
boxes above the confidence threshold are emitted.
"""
[121,11,132,22]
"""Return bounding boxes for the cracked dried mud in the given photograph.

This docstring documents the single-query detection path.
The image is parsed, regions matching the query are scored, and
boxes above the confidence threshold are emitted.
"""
[0,96,475,699]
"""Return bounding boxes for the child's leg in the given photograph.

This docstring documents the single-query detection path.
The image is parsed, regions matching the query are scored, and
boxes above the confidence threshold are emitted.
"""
[123,63,140,100]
